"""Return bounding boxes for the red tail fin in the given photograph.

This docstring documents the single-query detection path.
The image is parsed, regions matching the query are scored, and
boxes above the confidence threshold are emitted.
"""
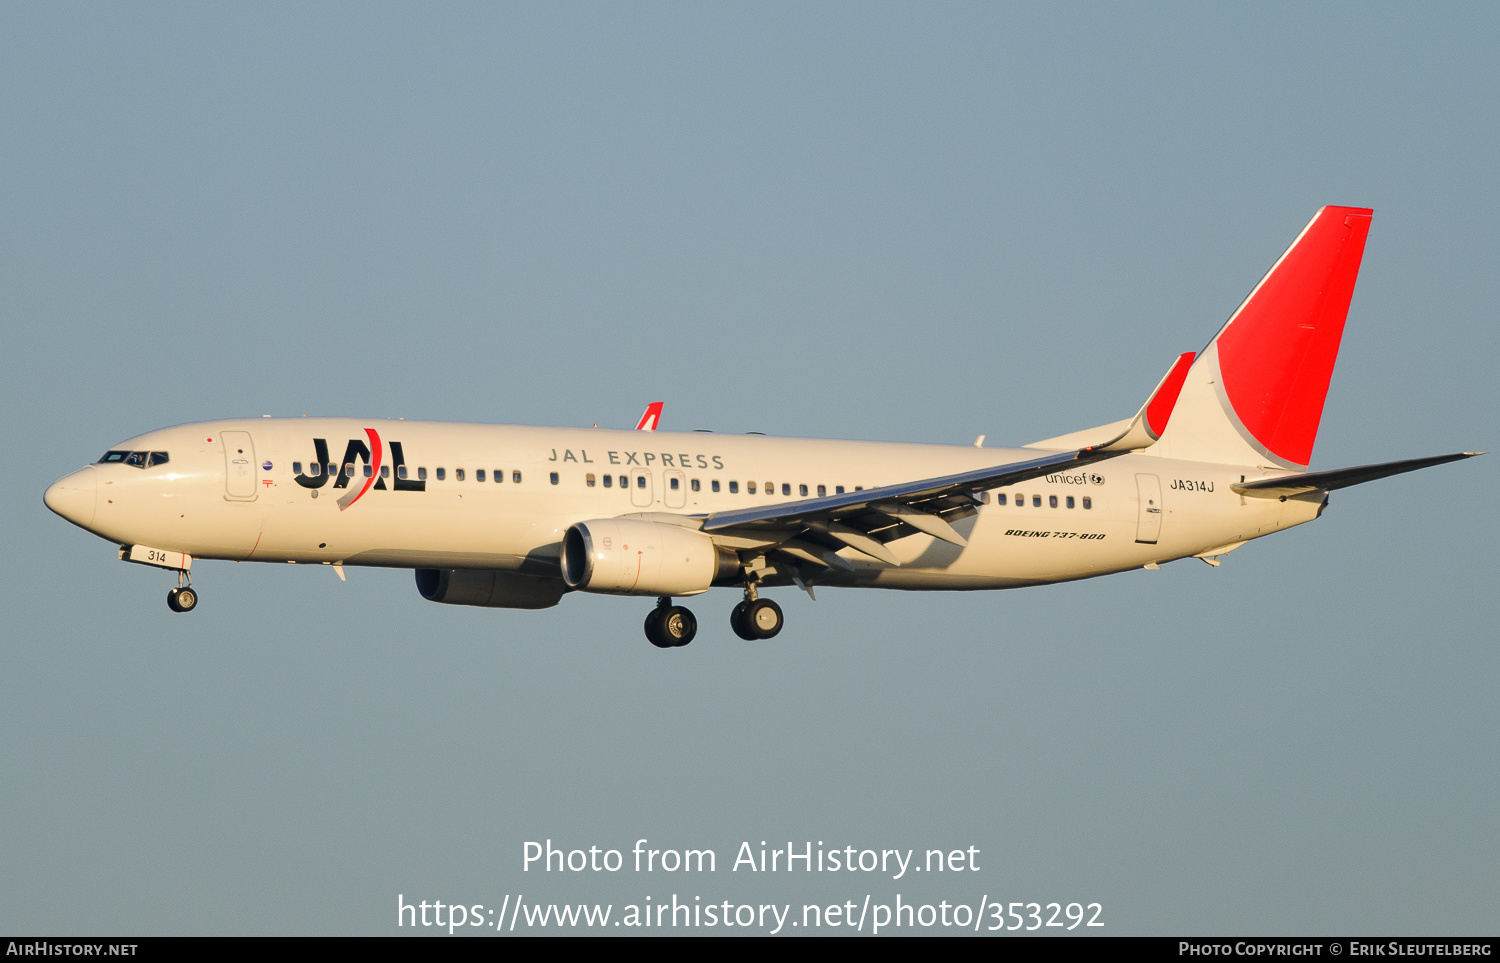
[1152,207,1373,469]
[1214,206,1372,466]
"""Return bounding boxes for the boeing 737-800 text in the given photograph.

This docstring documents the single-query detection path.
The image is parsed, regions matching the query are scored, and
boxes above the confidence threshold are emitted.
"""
[44,207,1479,646]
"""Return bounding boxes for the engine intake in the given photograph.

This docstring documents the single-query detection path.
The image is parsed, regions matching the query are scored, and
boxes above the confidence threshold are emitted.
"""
[562,518,732,597]
[415,568,567,609]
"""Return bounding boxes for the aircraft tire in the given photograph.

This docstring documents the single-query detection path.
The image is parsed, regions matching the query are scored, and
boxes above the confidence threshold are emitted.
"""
[730,601,757,641]
[660,606,697,647]
[175,586,198,612]
[167,588,182,613]
[745,598,783,640]
[644,608,672,648]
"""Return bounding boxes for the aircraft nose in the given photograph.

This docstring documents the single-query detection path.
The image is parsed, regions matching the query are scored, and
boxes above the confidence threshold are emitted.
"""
[44,466,98,529]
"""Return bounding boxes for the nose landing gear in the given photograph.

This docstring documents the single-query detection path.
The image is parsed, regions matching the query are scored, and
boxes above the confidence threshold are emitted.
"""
[166,570,198,613]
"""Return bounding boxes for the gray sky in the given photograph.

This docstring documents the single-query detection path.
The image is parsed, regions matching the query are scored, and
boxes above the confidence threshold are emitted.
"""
[2,2,1495,935]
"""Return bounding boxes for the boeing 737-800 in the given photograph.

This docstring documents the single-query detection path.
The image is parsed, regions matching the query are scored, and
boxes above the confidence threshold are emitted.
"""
[43,207,1479,647]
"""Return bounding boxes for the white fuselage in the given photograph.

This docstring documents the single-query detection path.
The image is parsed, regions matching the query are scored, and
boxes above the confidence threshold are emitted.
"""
[49,417,1322,591]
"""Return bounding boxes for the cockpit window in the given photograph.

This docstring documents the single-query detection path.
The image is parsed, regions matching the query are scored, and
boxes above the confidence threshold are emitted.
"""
[99,450,170,468]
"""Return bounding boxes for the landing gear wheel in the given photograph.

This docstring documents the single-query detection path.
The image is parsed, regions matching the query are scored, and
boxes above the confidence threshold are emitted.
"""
[167,586,198,613]
[644,607,670,648]
[645,605,696,647]
[660,606,697,647]
[730,600,757,641]
[744,598,783,639]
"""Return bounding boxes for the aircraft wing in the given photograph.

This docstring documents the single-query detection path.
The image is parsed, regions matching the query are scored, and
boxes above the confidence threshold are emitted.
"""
[701,445,1126,567]
[1231,452,1483,498]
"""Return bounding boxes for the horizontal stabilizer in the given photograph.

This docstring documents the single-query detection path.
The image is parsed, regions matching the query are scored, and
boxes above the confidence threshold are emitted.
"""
[1231,452,1482,498]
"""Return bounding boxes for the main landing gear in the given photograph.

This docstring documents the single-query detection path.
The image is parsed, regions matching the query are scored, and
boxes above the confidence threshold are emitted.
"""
[644,587,785,647]
[730,597,783,640]
[166,570,198,613]
[645,597,698,648]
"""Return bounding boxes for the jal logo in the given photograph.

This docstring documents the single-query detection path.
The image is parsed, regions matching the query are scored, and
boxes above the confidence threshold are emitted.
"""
[294,429,425,510]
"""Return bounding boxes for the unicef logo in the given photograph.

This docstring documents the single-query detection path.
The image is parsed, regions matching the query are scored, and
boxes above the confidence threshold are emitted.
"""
[1089,473,1105,485]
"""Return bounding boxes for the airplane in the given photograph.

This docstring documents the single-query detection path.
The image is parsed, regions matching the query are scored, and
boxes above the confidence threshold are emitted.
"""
[43,206,1481,647]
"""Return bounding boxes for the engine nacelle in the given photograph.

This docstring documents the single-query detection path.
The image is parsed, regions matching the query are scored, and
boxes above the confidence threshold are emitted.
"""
[561,518,732,597]
[415,568,567,609]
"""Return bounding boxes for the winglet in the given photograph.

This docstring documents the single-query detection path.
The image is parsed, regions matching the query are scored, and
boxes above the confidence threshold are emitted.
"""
[1094,351,1197,451]
[1024,351,1195,451]
[635,402,664,431]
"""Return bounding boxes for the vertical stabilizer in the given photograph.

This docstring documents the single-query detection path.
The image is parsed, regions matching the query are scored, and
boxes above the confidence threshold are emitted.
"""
[1149,206,1373,470]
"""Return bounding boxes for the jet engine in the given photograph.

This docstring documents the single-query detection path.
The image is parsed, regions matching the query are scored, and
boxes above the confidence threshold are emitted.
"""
[561,518,736,597]
[415,568,567,609]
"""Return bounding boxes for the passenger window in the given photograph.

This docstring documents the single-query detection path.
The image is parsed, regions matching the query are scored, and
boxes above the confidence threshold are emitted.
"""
[670,477,680,490]
[380,465,389,479]
[397,466,407,480]
[816,485,825,496]
[747,481,756,494]
[148,452,170,467]
[711,480,720,493]
[456,469,465,482]
[799,484,808,496]
[418,467,427,481]
[1082,496,1092,509]
[345,464,355,478]
[636,475,646,489]
[514,471,522,483]
[765,482,774,495]
[586,473,596,487]
[855,486,863,491]
[494,469,503,482]
[691,479,700,492]
[835,486,844,494]
[1066,496,1075,508]
[1049,495,1058,508]
[550,472,559,485]
[602,474,612,488]
[326,463,337,476]
[617,475,626,488]
[782,483,791,496]
[1033,495,1041,508]
[477,469,486,482]
[436,468,446,481]
[363,464,373,478]
[997,493,1007,505]
[730,481,739,493]
[293,462,303,475]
